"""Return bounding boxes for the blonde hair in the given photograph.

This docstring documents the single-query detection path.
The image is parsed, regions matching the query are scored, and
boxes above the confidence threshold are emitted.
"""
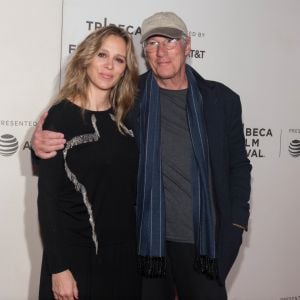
[55,25,139,133]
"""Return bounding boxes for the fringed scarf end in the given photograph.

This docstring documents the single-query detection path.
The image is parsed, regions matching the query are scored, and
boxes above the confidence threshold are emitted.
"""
[138,255,167,278]
[194,255,218,279]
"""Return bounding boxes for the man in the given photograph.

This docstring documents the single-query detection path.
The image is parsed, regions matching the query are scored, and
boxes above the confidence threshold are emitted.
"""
[33,12,251,300]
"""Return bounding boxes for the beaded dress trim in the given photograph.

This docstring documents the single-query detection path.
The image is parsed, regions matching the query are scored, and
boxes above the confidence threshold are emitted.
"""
[63,114,100,254]
[109,113,134,137]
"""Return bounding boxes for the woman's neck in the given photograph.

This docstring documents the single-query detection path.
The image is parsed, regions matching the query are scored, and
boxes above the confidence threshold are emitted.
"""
[73,88,111,111]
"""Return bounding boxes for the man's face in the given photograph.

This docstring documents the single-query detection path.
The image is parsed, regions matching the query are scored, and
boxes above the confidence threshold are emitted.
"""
[144,35,191,87]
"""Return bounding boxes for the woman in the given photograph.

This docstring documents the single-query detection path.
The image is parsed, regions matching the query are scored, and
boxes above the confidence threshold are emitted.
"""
[38,25,140,300]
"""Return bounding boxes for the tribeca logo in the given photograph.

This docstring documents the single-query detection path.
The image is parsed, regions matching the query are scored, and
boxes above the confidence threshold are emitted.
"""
[288,139,300,157]
[0,134,19,157]
[69,18,142,54]
[245,127,273,158]
[86,18,141,35]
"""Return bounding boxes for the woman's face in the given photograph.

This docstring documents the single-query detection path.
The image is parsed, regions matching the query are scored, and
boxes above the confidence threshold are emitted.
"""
[86,34,127,93]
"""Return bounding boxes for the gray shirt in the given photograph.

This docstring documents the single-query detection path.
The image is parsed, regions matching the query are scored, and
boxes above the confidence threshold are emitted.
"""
[160,88,194,243]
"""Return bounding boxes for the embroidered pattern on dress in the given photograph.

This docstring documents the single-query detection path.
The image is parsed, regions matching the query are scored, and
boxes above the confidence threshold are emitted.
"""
[109,113,134,137]
[63,114,100,254]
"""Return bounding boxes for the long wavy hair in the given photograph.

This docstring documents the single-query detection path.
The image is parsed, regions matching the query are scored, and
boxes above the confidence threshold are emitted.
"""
[55,25,139,133]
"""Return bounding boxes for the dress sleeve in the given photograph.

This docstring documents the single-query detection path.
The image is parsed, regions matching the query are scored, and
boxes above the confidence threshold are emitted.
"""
[37,105,69,274]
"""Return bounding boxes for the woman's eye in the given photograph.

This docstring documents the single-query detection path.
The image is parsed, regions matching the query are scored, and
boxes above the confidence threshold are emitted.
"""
[115,57,125,64]
[97,52,106,58]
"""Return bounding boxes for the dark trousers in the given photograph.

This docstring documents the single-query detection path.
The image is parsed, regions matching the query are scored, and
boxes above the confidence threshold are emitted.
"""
[141,241,227,300]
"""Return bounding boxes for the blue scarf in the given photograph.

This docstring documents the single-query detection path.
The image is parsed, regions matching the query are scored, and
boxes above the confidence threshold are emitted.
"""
[137,65,217,278]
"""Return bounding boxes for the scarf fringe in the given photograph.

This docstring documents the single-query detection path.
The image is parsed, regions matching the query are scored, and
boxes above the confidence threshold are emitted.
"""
[138,256,167,278]
[194,255,218,279]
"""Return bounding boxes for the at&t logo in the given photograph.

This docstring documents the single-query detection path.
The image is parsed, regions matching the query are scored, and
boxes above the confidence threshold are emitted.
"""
[288,140,300,157]
[0,134,19,157]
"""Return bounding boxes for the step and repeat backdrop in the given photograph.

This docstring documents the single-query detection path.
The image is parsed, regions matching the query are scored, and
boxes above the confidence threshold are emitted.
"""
[0,0,299,299]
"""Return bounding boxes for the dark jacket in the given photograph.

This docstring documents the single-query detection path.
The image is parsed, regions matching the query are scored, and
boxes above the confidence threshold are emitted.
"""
[128,68,252,284]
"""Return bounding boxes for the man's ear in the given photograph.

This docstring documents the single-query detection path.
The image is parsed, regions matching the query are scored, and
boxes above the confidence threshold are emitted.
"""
[184,36,192,56]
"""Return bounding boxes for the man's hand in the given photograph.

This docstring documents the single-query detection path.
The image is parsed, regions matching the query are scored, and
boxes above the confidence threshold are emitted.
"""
[52,269,79,300]
[32,112,66,159]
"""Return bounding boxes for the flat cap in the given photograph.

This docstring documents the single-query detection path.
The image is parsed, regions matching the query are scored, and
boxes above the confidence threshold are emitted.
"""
[141,12,188,43]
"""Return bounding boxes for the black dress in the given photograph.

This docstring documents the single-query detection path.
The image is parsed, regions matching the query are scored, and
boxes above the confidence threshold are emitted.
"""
[38,100,140,299]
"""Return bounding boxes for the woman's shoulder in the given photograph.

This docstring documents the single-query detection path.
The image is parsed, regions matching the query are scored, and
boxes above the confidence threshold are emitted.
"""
[48,99,75,113]
[43,99,77,131]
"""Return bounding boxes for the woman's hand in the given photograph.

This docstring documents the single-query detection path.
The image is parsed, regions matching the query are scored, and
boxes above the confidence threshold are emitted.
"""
[52,269,79,300]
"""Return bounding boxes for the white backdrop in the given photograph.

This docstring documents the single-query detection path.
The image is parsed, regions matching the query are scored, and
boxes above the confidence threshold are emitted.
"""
[0,0,300,299]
